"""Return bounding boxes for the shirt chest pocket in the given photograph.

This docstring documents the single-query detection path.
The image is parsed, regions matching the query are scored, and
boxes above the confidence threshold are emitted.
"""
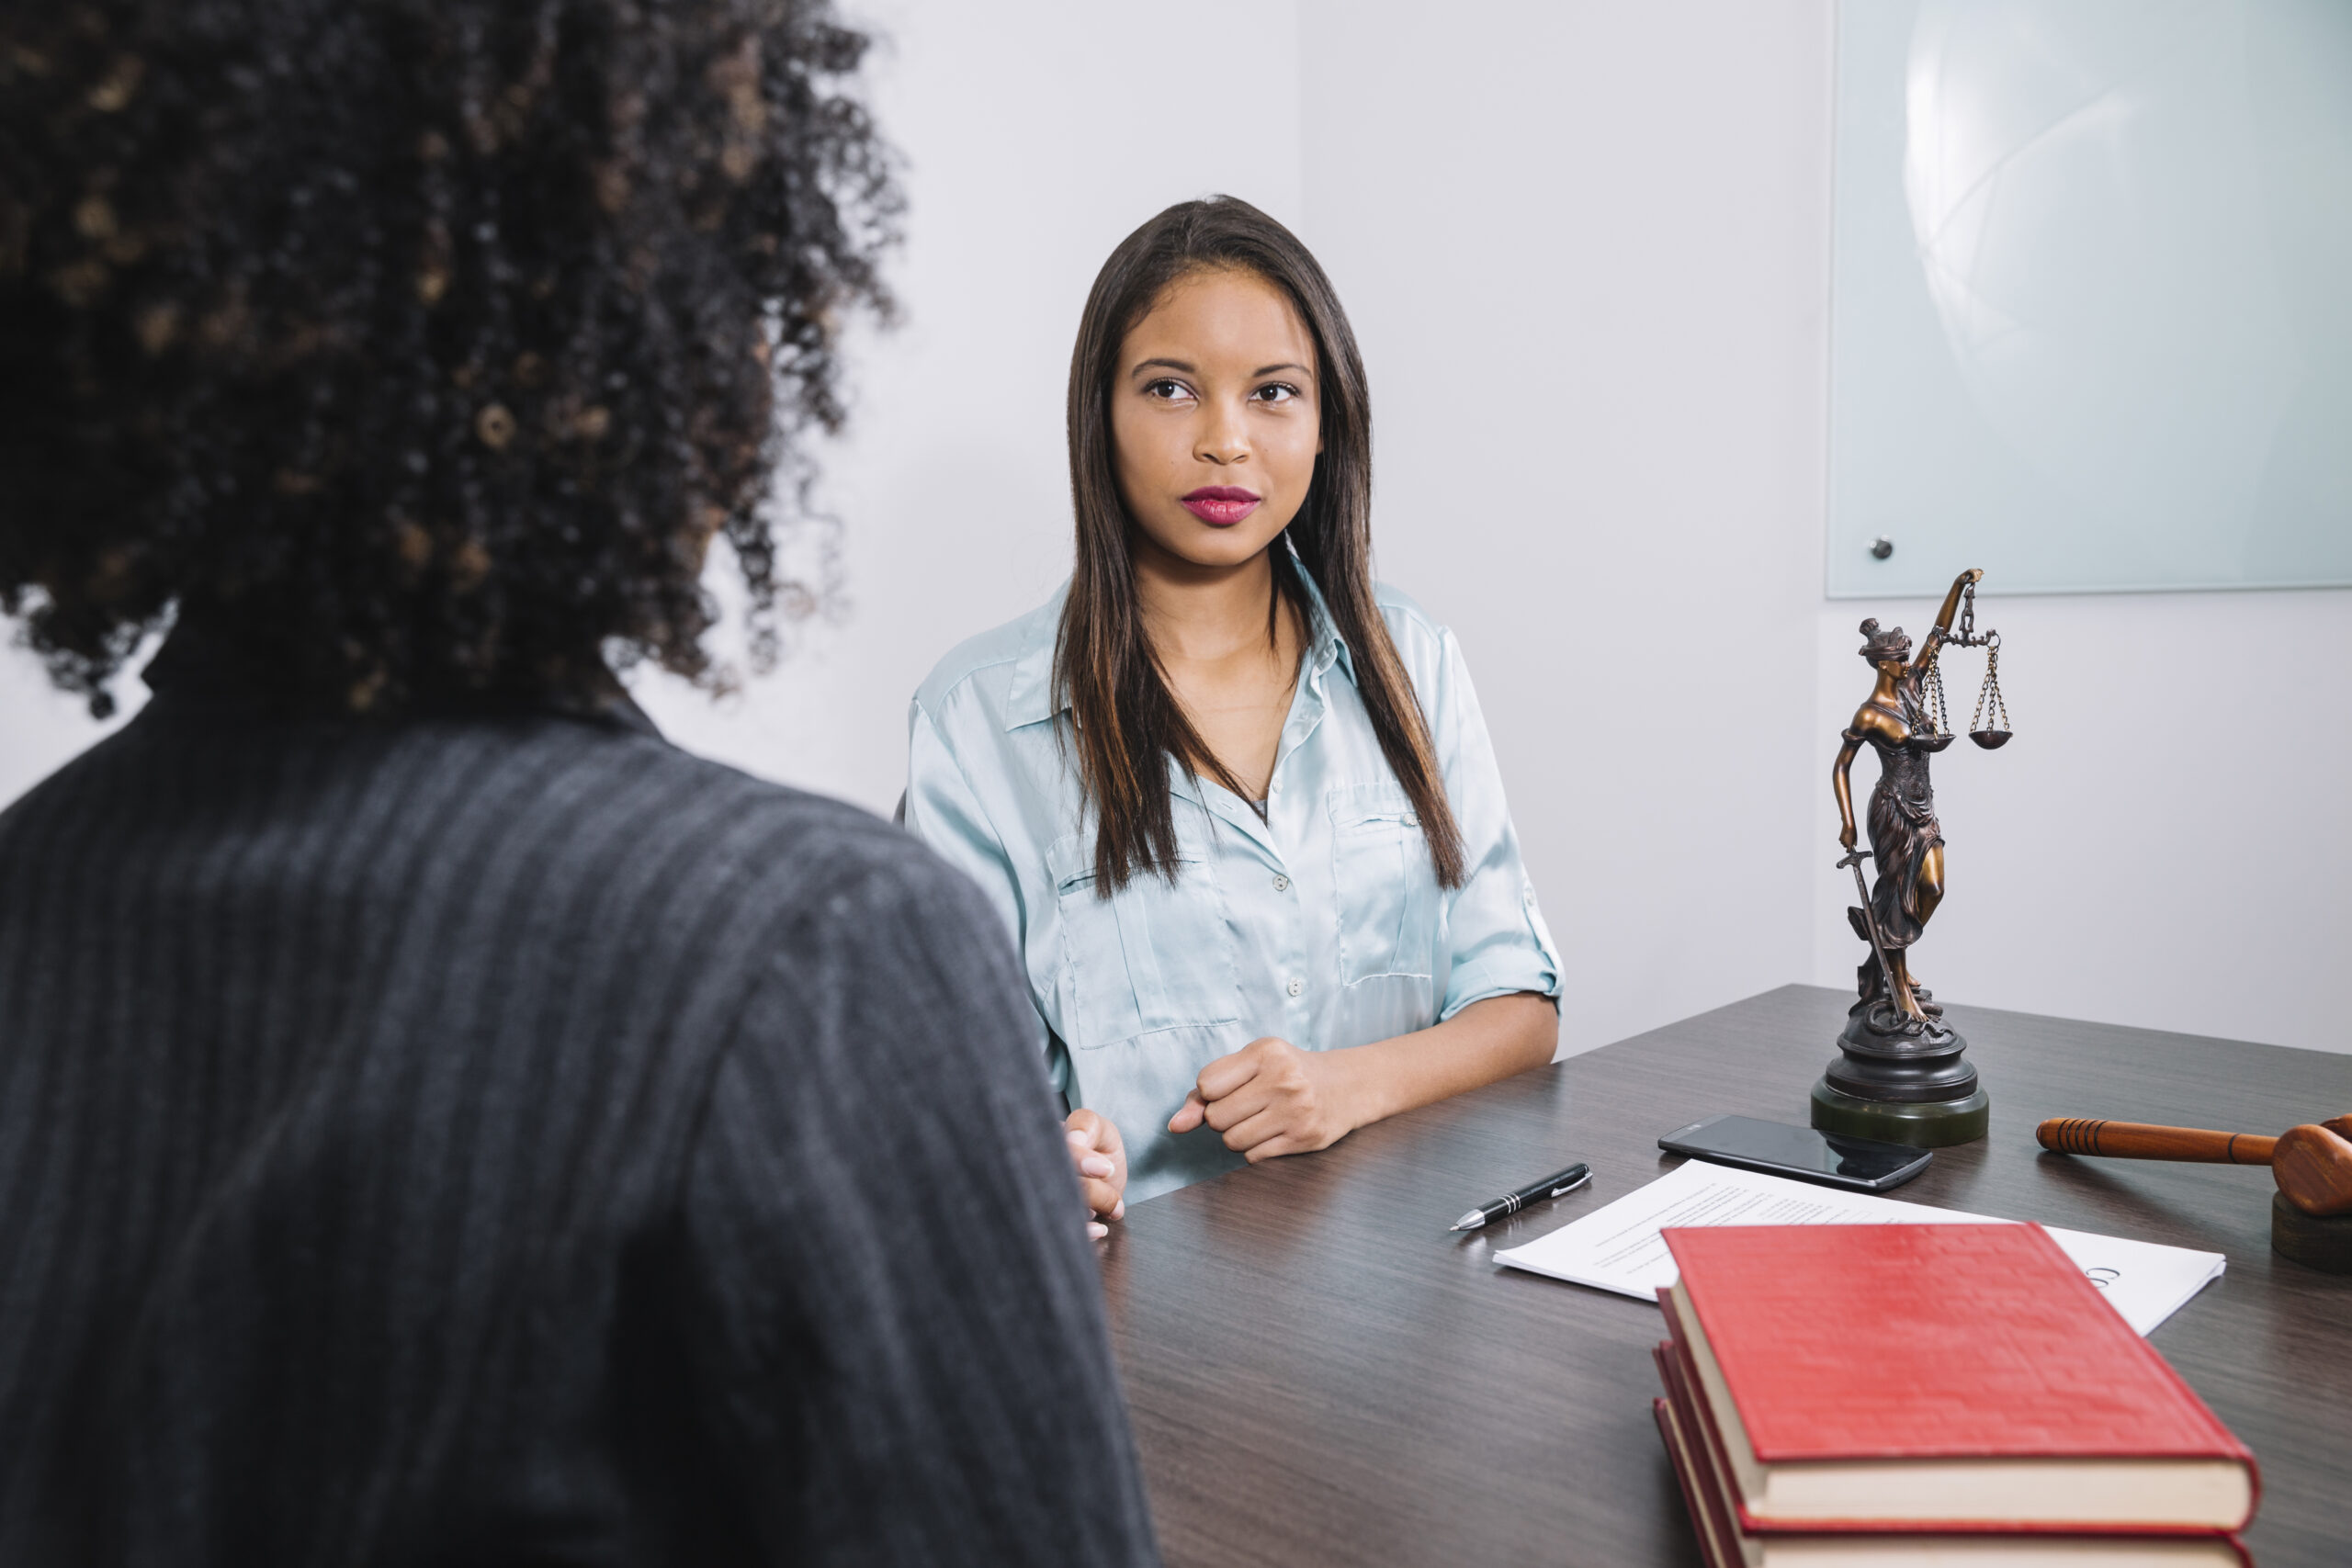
[1047,824,1242,1048]
[1329,784,1438,984]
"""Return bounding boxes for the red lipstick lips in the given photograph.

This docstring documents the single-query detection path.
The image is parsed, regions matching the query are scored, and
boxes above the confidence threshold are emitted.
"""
[1182,486,1261,526]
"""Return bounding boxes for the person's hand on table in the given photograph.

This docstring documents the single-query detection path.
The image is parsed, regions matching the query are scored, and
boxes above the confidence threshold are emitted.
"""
[1065,1108,1125,1239]
[1167,1035,1359,1162]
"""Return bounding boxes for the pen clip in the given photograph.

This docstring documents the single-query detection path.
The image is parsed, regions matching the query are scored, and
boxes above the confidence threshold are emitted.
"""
[1546,1170,1594,1199]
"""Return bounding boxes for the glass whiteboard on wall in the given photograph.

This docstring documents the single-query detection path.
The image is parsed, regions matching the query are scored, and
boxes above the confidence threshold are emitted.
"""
[1828,0,2352,597]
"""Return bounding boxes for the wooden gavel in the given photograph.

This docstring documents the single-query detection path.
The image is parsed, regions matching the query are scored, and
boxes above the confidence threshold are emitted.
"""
[2036,1114,2352,1217]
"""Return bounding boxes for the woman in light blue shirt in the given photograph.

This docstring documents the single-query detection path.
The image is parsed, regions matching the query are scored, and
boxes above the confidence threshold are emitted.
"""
[906,198,1561,1226]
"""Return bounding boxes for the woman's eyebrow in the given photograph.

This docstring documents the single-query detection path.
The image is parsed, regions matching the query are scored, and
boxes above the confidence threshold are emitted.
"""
[1127,357,1314,379]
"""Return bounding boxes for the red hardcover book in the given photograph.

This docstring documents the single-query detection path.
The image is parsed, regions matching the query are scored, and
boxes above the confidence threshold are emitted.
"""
[1652,1348,2251,1566]
[1656,1392,1734,1568]
[1658,1224,2258,1534]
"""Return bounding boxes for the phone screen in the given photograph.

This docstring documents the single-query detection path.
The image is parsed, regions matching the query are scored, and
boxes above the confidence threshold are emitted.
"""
[1657,1114,1932,1190]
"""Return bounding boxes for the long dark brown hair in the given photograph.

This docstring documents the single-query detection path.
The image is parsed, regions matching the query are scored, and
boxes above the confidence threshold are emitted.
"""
[1055,196,1465,893]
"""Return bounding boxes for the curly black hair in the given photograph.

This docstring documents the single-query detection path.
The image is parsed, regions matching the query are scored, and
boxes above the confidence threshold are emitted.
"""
[0,0,898,716]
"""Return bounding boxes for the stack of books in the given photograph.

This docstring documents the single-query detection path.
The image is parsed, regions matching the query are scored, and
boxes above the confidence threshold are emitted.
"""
[1651,1223,2258,1566]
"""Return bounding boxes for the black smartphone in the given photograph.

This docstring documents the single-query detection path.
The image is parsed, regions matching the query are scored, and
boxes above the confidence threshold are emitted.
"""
[1657,1114,1932,1192]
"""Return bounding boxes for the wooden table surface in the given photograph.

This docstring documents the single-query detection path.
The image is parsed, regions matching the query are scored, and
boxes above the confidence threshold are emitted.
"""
[1099,985,2352,1567]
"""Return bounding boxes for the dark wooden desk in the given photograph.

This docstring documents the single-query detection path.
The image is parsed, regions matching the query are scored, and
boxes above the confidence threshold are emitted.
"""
[1100,985,2352,1566]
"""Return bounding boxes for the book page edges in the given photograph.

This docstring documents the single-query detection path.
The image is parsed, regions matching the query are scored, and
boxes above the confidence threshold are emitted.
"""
[1661,1284,2253,1531]
[1659,1337,1758,1566]
[1657,1394,1741,1568]
[1662,1348,2249,1563]
[1750,1537,2245,1565]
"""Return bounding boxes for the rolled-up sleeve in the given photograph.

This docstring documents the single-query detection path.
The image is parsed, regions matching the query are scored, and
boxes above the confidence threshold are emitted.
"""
[1425,627,1563,1021]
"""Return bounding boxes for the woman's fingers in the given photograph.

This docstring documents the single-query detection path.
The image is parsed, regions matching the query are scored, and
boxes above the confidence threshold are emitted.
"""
[1202,1079,1274,1134]
[1064,1114,1125,1221]
[1170,1078,1267,1133]
[1065,1127,1114,1179]
[1167,1089,1208,1134]
[1067,1108,1113,1151]
[1218,1103,1286,1154]
[1080,1174,1122,1216]
[1196,1040,1281,1102]
[1171,1039,1289,1133]
[1076,1111,1124,1231]
[1087,1111,1126,1160]
[1202,1042,1343,1156]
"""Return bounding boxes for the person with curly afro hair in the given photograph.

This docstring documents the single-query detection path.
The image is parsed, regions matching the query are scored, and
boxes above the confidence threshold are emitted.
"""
[2,0,885,713]
[0,4,1161,1564]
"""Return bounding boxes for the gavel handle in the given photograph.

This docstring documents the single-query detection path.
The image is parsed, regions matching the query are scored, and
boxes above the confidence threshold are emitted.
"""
[2037,1118,2278,1165]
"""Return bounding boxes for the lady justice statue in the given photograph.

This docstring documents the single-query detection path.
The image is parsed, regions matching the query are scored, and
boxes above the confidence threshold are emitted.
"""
[1813,567,2011,1147]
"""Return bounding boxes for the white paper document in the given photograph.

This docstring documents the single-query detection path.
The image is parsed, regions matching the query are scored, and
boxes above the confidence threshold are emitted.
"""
[1491,1157,2227,1336]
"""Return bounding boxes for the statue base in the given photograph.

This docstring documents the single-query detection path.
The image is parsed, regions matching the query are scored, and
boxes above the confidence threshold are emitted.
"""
[1810,1078,1989,1147]
[2271,1191,2352,1274]
[1807,1000,1989,1148]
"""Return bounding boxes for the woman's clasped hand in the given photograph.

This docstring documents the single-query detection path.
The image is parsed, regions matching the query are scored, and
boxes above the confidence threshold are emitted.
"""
[1166,1036,1359,1162]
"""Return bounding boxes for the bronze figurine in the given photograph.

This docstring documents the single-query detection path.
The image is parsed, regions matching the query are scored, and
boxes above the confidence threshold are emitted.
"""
[1813,568,2010,1147]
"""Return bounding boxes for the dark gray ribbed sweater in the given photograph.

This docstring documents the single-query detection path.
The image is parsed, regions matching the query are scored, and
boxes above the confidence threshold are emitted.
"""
[0,644,1158,1566]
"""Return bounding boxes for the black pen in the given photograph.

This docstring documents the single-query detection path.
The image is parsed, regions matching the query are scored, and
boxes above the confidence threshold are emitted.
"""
[1448,1161,1592,1231]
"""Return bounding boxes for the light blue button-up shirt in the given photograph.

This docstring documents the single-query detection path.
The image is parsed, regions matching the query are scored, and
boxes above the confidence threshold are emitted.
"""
[905,570,1562,1202]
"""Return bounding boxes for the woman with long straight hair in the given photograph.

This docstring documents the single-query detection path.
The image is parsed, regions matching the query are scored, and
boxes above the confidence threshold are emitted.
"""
[906,197,1561,1224]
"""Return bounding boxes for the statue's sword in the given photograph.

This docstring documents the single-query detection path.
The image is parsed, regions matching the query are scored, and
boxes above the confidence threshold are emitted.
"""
[1838,846,1905,1021]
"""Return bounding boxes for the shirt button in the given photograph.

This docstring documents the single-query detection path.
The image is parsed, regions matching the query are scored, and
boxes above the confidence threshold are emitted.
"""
[1286,977,1304,998]
[1272,874,1290,892]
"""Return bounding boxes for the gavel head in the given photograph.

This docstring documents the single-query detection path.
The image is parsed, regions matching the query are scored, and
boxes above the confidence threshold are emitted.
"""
[2272,1120,2352,1218]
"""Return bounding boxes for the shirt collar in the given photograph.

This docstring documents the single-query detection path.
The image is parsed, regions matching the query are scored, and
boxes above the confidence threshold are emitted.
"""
[1293,558,1357,688]
[1001,552,1355,733]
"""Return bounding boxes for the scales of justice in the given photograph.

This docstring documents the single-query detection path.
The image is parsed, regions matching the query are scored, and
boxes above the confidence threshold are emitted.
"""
[1815,568,2013,1148]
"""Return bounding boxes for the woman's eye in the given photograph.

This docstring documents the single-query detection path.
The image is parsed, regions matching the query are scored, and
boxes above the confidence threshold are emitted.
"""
[1253,382,1299,404]
[1145,378,1193,401]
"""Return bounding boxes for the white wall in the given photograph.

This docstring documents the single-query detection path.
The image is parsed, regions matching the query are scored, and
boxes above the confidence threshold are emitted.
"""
[1294,0,1834,1054]
[0,643,146,807]
[6,0,2346,1055]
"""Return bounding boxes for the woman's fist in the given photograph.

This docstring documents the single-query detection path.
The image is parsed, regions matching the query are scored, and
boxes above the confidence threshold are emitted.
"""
[1167,1036,1361,1162]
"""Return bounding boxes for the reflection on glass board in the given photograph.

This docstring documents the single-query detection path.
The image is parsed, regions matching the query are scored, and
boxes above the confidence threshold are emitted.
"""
[1828,0,2352,596]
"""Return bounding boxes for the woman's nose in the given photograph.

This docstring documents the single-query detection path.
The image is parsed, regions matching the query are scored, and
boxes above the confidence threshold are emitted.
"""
[1194,406,1250,466]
